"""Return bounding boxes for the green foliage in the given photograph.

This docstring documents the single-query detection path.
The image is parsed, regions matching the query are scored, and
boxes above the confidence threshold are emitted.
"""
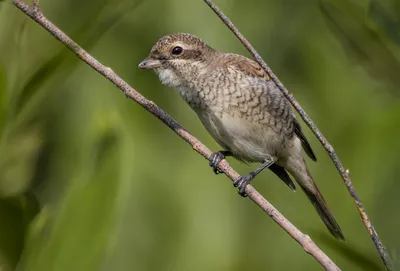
[0,0,399,270]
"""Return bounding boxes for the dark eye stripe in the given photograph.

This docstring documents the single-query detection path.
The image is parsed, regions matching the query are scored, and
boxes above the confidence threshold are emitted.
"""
[181,49,202,60]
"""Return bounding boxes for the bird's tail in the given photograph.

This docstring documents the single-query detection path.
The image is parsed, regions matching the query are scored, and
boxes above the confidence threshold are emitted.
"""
[288,160,344,240]
[301,181,345,240]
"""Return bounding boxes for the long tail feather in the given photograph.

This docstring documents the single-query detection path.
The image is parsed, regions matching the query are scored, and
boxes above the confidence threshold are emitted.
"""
[286,157,345,240]
[301,185,345,240]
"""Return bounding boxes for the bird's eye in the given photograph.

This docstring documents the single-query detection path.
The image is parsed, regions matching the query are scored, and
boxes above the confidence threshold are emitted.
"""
[171,46,183,55]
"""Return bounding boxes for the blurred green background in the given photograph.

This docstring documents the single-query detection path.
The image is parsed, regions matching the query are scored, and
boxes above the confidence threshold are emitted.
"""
[1,0,400,270]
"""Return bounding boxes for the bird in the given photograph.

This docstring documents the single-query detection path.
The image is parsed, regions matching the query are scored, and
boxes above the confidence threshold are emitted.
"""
[138,33,344,240]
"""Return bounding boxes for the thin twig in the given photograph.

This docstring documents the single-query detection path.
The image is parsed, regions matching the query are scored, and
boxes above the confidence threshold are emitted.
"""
[11,0,341,270]
[202,0,392,270]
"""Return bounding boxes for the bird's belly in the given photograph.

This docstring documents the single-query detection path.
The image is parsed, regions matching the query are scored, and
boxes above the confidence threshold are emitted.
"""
[198,110,284,163]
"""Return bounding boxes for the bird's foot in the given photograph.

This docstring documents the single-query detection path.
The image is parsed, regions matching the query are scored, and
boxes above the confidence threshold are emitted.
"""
[233,173,255,197]
[232,157,275,197]
[209,151,228,174]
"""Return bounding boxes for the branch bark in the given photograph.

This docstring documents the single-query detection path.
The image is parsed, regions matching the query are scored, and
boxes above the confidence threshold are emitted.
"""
[202,0,392,270]
[11,0,341,270]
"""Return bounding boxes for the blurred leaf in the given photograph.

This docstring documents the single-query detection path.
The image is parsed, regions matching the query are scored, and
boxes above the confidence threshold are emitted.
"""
[0,193,39,270]
[11,0,143,131]
[14,51,70,117]
[0,199,25,270]
[320,0,400,94]
[315,233,385,271]
[20,129,121,271]
[368,0,400,45]
[0,128,42,197]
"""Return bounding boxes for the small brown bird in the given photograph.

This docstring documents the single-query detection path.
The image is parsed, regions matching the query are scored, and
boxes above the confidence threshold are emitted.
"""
[139,33,344,240]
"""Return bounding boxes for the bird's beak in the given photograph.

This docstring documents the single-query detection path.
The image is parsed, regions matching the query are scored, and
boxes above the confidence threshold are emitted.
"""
[138,57,162,70]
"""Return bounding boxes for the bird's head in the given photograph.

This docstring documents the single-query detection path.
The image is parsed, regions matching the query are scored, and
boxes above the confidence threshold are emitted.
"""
[138,33,216,87]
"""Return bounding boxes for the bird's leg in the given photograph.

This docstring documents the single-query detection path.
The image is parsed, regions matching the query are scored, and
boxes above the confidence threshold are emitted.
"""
[234,156,276,197]
[209,150,232,174]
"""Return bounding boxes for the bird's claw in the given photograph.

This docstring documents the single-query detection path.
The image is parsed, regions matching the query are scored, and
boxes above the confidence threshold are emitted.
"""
[233,174,254,197]
[209,151,225,174]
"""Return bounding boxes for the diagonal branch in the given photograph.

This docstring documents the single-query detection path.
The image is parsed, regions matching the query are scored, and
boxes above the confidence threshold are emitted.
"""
[11,0,341,270]
[202,0,392,270]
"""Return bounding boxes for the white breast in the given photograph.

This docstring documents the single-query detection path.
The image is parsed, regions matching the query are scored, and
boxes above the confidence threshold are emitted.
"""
[198,109,283,163]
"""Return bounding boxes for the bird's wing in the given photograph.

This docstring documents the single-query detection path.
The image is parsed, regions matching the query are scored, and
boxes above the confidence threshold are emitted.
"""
[293,118,317,161]
[225,54,317,162]
[269,163,296,191]
[224,54,270,81]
